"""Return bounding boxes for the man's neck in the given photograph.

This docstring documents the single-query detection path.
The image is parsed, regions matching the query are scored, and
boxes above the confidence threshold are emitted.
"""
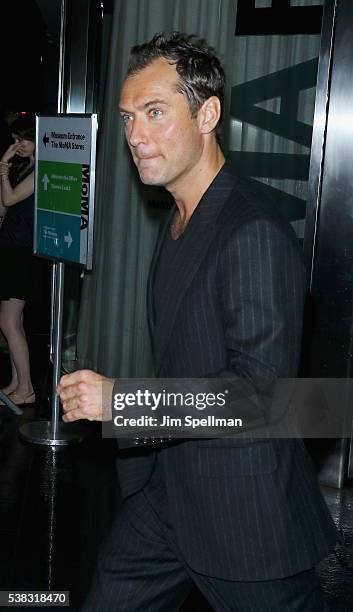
[168,147,226,225]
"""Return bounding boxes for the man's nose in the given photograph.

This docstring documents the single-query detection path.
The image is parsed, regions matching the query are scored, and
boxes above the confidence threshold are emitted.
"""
[127,117,147,148]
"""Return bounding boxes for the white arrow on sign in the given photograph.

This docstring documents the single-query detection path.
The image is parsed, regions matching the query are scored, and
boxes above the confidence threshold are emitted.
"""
[64,231,73,248]
[42,174,49,191]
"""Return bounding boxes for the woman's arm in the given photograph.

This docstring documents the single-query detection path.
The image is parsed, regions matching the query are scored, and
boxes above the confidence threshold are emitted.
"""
[0,201,7,226]
[1,142,21,163]
[0,170,34,206]
[0,142,34,206]
[0,158,34,207]
[0,161,9,206]
[0,161,10,206]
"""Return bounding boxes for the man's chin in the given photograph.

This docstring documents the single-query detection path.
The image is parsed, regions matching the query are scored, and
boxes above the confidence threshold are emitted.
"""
[138,171,163,186]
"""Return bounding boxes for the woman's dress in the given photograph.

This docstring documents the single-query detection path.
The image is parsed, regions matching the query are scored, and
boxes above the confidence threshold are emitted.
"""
[0,166,44,301]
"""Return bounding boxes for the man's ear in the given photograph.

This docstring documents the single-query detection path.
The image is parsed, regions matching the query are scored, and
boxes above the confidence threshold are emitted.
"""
[198,96,221,134]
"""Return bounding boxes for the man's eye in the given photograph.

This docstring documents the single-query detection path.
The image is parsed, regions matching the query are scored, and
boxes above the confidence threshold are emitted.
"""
[121,114,132,125]
[150,109,162,118]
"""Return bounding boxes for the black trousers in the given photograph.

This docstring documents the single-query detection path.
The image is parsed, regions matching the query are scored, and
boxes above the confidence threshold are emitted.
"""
[82,455,326,612]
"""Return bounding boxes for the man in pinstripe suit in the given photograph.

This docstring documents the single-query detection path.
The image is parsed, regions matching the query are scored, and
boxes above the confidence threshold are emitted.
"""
[58,33,339,611]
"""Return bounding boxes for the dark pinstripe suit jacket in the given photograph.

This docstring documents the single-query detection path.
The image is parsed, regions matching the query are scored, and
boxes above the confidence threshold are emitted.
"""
[116,163,339,581]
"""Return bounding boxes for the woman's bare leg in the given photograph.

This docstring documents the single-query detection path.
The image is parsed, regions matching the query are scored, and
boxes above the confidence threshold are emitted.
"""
[1,355,18,394]
[0,299,34,399]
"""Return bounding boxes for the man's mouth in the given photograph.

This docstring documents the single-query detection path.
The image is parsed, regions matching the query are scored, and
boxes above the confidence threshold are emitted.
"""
[136,155,159,168]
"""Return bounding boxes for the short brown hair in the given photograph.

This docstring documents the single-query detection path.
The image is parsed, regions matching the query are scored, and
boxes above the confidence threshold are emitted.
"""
[127,32,225,141]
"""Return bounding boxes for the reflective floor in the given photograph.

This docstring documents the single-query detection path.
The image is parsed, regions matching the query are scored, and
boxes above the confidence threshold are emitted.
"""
[0,353,353,611]
[317,486,353,611]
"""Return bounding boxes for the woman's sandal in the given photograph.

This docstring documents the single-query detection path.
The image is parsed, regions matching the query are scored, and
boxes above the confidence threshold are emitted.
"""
[6,391,36,405]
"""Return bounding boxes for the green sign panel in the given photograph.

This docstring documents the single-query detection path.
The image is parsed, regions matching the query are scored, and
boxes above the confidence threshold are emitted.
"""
[37,161,82,214]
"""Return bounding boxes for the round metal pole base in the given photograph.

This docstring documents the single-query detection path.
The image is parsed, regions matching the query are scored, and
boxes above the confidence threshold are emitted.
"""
[19,420,86,446]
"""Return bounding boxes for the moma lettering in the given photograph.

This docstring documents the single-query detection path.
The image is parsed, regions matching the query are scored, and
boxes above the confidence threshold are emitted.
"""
[81,164,89,230]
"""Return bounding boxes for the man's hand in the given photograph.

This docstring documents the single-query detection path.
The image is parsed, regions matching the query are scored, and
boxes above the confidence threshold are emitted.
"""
[57,369,115,422]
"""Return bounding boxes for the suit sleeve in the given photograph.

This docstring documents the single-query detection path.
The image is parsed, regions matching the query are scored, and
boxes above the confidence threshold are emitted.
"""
[215,216,307,379]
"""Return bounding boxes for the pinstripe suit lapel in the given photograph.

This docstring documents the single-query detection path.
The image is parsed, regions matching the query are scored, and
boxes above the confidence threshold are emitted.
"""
[152,166,239,373]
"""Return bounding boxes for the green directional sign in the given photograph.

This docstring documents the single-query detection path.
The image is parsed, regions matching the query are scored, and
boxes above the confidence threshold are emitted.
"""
[34,115,97,269]
[37,161,82,214]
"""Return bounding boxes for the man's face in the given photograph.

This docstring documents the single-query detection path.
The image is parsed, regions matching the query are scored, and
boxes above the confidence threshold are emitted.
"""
[119,58,203,190]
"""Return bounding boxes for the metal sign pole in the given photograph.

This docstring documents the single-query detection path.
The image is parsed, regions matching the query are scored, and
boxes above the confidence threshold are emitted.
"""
[5,258,74,435]
[50,261,65,439]
[19,261,84,445]
[49,262,57,364]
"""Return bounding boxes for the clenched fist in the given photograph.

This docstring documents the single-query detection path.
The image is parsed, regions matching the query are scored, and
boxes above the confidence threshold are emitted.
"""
[57,369,115,422]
